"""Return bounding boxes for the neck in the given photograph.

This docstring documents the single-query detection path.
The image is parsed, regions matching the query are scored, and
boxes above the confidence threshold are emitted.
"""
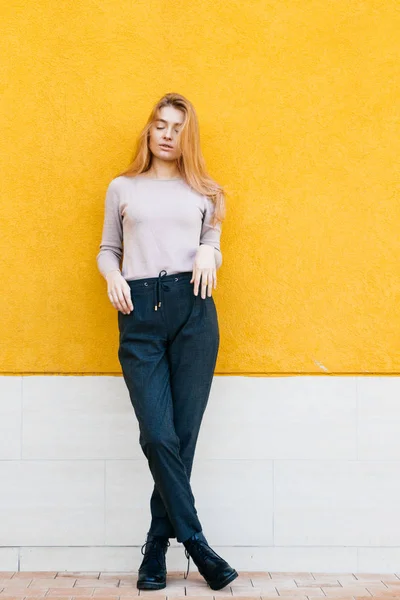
[146,159,180,180]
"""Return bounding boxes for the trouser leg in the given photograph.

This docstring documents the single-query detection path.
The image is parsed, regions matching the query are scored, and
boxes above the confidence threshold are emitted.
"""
[117,278,207,543]
[169,292,220,479]
[148,482,175,538]
[148,281,220,539]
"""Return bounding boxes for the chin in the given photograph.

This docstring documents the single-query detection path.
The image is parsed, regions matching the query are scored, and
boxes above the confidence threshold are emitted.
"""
[156,152,176,161]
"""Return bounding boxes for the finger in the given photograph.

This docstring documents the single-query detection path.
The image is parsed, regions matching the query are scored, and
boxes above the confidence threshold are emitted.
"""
[108,290,115,307]
[207,270,214,296]
[116,288,130,313]
[115,297,125,313]
[206,269,214,296]
[201,270,209,299]
[123,286,134,311]
[207,270,213,297]
[213,270,217,289]
[190,266,197,291]
[206,269,213,298]
[194,270,201,296]
[109,287,126,314]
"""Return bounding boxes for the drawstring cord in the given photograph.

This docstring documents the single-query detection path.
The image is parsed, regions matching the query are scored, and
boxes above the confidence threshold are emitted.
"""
[154,269,172,311]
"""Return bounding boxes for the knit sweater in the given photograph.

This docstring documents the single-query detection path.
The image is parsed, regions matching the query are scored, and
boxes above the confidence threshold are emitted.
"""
[96,174,222,281]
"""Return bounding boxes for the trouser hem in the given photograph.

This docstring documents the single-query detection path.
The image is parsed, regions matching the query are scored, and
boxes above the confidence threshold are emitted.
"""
[178,527,202,544]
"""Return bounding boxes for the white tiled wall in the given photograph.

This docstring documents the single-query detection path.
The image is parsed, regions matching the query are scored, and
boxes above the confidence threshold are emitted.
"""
[1,374,400,573]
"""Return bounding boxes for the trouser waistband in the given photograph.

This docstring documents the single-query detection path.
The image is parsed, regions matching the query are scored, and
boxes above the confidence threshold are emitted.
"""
[125,270,193,311]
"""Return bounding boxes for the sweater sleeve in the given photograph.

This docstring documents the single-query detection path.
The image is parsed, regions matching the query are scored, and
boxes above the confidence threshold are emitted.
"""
[96,181,123,279]
[200,196,223,269]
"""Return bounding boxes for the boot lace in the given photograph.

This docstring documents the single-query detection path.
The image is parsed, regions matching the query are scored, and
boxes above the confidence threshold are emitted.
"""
[183,538,223,580]
[183,548,191,579]
[140,536,170,568]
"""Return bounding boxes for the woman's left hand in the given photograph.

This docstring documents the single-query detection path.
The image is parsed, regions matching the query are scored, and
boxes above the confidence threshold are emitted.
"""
[191,244,217,299]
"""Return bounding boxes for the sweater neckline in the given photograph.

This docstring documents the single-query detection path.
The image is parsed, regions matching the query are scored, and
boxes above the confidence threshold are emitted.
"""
[136,175,183,181]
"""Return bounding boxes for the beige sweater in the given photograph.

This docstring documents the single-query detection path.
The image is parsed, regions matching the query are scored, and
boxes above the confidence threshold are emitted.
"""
[96,175,222,281]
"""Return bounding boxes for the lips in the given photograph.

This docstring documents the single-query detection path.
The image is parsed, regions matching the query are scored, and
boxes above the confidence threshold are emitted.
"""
[159,144,173,150]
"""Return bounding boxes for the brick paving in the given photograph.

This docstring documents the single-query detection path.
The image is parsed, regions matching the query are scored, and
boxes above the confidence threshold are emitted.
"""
[1,572,400,600]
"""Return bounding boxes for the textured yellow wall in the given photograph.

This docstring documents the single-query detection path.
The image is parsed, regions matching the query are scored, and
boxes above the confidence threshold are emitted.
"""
[1,0,399,374]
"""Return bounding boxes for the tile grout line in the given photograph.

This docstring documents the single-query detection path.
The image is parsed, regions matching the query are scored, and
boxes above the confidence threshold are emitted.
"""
[355,375,359,463]
[355,375,359,573]
[272,459,275,549]
[19,374,23,572]
[104,460,107,549]
[20,376,23,462]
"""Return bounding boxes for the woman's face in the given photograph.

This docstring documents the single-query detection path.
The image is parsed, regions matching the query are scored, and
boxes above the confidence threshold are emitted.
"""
[148,105,184,162]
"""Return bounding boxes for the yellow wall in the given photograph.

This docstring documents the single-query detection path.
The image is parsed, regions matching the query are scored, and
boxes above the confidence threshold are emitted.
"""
[1,0,399,374]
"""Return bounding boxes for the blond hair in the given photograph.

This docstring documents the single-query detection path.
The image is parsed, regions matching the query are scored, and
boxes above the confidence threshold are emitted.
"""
[116,92,226,227]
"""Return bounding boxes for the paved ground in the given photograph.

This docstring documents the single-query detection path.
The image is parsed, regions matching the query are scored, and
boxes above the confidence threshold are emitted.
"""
[1,572,400,600]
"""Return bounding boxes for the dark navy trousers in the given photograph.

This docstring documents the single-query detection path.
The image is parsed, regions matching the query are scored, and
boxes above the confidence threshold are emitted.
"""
[117,270,220,543]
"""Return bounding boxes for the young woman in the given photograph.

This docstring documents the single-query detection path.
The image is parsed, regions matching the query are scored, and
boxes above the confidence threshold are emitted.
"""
[96,92,238,591]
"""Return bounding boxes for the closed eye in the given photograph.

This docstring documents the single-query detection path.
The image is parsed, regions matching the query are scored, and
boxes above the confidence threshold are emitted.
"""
[157,126,180,133]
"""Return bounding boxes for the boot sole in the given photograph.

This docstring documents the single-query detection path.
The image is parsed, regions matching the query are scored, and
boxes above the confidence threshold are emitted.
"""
[207,568,239,590]
[137,579,166,590]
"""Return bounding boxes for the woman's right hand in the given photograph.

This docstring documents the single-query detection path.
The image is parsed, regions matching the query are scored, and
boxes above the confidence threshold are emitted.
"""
[106,270,134,314]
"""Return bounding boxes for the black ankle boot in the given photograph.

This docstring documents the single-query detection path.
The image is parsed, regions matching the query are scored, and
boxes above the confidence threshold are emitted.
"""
[183,531,238,590]
[137,533,170,590]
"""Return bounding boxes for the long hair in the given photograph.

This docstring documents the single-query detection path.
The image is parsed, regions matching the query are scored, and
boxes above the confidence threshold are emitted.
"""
[116,93,226,228]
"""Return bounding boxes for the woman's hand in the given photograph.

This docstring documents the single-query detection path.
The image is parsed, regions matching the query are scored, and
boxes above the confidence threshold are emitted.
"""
[191,244,217,298]
[106,270,134,314]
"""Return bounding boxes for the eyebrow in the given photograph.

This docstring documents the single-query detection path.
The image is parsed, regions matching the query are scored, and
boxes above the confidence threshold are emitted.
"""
[155,118,183,126]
